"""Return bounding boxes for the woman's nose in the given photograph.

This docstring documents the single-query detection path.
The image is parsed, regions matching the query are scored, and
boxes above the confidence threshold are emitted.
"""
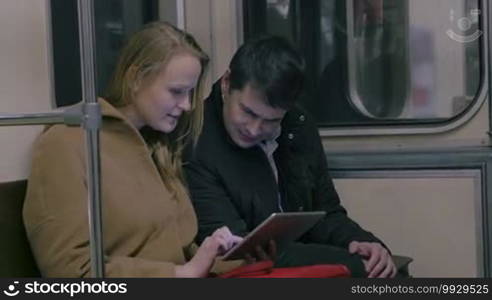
[178,95,192,111]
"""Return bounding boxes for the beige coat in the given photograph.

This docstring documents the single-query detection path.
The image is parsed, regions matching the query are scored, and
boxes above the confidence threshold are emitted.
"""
[23,99,241,277]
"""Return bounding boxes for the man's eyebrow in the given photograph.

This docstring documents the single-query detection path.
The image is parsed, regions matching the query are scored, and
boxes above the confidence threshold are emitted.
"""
[265,115,283,122]
[239,102,282,122]
[239,102,259,117]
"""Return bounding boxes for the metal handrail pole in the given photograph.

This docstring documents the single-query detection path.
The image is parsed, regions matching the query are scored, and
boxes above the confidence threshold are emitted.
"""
[0,112,64,126]
[0,103,84,127]
[0,0,104,279]
[77,0,104,278]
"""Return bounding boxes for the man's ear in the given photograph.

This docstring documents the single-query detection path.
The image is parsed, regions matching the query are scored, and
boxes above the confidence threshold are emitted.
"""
[221,69,231,97]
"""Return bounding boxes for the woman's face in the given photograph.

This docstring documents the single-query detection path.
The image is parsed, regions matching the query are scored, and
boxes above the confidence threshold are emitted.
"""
[130,53,202,132]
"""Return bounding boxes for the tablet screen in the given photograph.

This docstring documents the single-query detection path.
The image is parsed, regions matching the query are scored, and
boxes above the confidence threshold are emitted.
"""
[220,211,326,261]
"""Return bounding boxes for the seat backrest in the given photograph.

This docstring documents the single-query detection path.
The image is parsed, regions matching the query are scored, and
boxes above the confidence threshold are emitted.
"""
[0,180,40,277]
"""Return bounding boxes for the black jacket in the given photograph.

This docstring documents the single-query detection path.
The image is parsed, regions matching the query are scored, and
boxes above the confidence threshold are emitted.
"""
[184,82,383,249]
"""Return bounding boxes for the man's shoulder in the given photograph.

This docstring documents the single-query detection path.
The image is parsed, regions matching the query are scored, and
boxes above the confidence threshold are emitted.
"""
[280,105,320,146]
[187,97,231,165]
[283,106,316,130]
[199,99,226,145]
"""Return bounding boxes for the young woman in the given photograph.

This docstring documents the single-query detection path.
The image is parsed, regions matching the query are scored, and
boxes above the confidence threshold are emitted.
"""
[23,22,242,277]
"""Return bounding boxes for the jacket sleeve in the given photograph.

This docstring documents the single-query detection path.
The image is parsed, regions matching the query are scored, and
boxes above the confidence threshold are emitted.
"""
[23,127,179,278]
[183,154,249,243]
[303,120,386,249]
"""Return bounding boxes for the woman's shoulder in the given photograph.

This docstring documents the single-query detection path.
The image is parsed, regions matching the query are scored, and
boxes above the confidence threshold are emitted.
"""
[35,125,84,154]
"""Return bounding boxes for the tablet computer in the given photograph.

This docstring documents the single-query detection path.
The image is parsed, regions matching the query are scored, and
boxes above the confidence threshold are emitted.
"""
[220,211,326,261]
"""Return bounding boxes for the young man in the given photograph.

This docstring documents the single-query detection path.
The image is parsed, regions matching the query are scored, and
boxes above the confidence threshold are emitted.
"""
[184,36,396,278]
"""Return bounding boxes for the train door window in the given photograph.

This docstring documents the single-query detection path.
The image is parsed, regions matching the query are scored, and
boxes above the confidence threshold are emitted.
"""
[243,0,483,129]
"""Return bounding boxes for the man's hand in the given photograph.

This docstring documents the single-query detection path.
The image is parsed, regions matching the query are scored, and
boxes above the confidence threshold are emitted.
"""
[245,240,277,263]
[349,241,397,278]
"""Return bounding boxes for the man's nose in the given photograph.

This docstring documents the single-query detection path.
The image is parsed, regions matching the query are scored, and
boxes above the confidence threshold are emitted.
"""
[246,119,262,137]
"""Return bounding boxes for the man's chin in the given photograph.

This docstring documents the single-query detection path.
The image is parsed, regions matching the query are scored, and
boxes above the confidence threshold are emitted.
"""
[233,137,256,149]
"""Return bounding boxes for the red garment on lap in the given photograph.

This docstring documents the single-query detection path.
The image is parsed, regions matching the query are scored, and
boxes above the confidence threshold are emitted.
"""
[218,260,350,278]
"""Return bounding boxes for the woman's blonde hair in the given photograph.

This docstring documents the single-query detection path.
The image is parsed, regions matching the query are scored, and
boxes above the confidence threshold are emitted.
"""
[105,21,209,202]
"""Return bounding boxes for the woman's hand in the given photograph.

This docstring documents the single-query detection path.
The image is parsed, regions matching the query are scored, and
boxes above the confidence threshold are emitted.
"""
[175,226,243,277]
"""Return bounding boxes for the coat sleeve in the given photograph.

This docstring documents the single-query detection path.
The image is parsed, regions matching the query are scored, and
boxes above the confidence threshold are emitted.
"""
[303,119,386,249]
[23,127,179,277]
[183,154,249,243]
[183,243,244,275]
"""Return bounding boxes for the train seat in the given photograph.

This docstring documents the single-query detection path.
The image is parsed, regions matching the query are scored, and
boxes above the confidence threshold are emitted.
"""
[0,180,40,277]
[0,179,413,278]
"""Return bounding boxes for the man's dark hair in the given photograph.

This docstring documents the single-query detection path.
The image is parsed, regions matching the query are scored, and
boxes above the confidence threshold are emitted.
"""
[228,36,305,110]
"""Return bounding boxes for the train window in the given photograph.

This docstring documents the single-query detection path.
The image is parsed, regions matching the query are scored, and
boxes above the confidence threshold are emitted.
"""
[50,0,158,107]
[243,0,482,128]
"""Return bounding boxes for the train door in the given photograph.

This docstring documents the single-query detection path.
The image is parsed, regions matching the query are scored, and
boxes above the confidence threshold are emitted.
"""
[183,0,491,277]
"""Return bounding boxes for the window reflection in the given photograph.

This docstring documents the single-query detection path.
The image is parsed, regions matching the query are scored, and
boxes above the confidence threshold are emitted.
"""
[349,0,409,119]
[244,0,483,127]
[265,0,297,46]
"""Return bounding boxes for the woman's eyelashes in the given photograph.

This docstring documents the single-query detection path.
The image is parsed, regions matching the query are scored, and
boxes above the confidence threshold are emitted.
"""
[170,88,187,96]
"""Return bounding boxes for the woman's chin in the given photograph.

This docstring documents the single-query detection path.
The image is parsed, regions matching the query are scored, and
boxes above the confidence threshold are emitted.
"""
[149,121,175,134]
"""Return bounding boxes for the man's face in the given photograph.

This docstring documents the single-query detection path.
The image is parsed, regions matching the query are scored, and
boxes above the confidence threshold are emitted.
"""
[222,79,286,149]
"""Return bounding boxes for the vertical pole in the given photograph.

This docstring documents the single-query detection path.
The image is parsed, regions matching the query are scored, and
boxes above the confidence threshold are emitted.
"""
[77,0,104,278]
[486,0,492,278]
